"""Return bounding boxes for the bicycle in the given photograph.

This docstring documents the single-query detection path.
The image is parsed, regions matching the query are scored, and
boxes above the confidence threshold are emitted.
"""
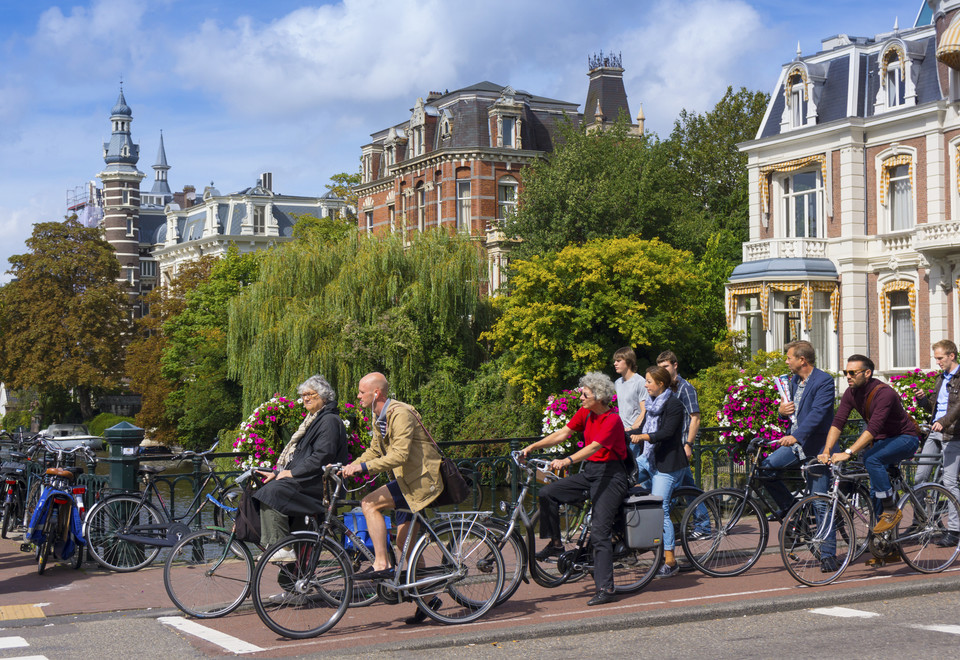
[484,450,664,605]
[83,438,243,572]
[251,463,504,639]
[163,470,388,618]
[1,441,31,539]
[679,437,870,577]
[779,459,877,585]
[24,441,97,574]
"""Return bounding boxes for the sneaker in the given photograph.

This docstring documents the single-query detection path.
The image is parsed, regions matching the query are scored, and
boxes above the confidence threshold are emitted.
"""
[655,562,679,579]
[820,556,839,573]
[934,531,960,548]
[535,543,563,561]
[687,529,711,541]
[268,548,297,563]
[873,510,902,534]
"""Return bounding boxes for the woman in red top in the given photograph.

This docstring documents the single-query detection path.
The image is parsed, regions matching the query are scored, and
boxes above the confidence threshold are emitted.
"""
[521,371,629,606]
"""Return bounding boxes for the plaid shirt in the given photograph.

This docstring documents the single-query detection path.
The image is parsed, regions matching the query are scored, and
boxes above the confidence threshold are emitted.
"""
[674,375,700,442]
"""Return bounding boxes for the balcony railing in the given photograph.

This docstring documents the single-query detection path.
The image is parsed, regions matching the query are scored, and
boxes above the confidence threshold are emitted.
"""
[914,220,960,256]
[742,237,828,262]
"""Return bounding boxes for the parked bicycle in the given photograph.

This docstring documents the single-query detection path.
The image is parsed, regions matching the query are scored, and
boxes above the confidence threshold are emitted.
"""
[24,440,97,574]
[162,469,386,618]
[679,436,872,577]
[251,463,504,639]
[1,439,31,539]
[83,438,242,572]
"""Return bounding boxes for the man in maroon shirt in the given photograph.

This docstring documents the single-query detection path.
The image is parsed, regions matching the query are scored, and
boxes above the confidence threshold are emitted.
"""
[820,355,920,533]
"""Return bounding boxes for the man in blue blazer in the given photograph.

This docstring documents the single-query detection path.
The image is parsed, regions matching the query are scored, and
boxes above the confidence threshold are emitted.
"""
[759,340,836,519]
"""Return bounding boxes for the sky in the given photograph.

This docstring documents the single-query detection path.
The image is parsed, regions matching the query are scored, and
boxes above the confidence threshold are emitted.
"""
[0,0,933,284]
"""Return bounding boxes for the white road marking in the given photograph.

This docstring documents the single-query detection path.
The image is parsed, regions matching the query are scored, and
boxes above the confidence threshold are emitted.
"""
[668,587,792,603]
[809,606,880,618]
[6,656,48,660]
[0,636,29,649]
[910,624,960,636]
[157,616,264,654]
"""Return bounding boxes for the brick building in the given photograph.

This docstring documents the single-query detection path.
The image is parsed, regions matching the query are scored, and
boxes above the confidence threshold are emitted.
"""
[729,0,960,375]
[355,55,640,291]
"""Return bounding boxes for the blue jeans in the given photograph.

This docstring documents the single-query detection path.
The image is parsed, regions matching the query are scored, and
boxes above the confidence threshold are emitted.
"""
[759,445,831,514]
[631,445,655,491]
[862,434,920,512]
[652,467,686,551]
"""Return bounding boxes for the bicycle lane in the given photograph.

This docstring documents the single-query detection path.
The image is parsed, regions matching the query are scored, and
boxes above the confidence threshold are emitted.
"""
[153,552,960,658]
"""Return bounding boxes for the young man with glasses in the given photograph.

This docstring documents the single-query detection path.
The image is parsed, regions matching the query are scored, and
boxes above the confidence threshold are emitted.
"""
[918,340,960,547]
[820,355,920,533]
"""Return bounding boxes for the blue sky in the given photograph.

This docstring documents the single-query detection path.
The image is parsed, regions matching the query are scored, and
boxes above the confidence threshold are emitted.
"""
[0,0,931,284]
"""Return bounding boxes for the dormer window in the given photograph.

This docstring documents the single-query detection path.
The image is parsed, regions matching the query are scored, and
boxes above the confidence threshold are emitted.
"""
[876,42,919,112]
[502,117,516,147]
[253,206,265,234]
[887,60,905,107]
[788,72,808,128]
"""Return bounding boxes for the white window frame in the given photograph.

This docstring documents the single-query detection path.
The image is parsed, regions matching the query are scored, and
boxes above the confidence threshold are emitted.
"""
[498,177,518,220]
[416,184,425,232]
[887,63,905,108]
[887,289,917,369]
[888,163,913,232]
[778,169,823,238]
[365,210,374,235]
[456,180,471,233]
[736,294,766,356]
[140,260,156,278]
[253,207,265,234]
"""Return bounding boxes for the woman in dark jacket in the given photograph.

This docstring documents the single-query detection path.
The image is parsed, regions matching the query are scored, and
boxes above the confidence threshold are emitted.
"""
[254,374,348,558]
[629,365,688,578]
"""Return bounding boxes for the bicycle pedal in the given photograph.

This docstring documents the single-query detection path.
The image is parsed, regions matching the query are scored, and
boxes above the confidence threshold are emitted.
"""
[19,542,32,552]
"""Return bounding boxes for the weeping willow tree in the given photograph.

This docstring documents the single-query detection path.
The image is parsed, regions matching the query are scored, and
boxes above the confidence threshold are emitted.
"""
[227,229,493,412]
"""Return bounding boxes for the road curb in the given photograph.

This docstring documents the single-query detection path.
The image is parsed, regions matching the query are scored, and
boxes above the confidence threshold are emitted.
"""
[323,572,960,655]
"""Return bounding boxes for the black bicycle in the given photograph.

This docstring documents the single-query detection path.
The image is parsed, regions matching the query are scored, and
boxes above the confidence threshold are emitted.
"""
[83,438,242,572]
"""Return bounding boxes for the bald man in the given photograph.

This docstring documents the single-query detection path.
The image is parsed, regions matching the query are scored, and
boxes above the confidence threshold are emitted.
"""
[343,373,444,619]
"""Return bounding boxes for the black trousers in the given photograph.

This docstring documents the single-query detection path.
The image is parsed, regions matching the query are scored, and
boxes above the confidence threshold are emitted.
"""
[538,460,628,593]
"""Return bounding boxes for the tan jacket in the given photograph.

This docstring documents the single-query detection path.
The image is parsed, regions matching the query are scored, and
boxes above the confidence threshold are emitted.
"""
[355,400,444,511]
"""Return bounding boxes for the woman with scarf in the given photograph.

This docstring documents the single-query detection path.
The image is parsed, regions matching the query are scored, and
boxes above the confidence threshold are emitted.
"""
[254,375,348,560]
[628,365,688,578]
[520,371,629,606]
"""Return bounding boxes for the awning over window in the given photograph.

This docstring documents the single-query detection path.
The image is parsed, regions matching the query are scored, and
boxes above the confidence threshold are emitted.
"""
[727,258,839,332]
[937,13,960,70]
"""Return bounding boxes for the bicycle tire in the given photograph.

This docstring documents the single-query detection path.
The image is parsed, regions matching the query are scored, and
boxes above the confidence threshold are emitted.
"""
[165,528,253,618]
[478,516,527,606]
[37,505,57,575]
[844,482,875,561]
[212,484,243,528]
[669,486,704,572]
[22,480,41,528]
[527,505,587,588]
[84,495,164,572]
[337,520,393,608]
[780,494,853,586]
[611,533,662,594]
[896,483,960,573]
[0,501,11,539]
[251,536,351,639]
[407,520,504,625]
[679,488,768,577]
[72,542,84,570]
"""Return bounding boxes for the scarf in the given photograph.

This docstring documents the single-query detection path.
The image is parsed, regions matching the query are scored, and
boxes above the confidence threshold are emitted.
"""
[276,410,319,470]
[640,389,673,460]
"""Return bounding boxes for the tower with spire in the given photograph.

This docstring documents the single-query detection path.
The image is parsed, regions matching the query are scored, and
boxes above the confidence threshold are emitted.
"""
[97,88,145,315]
[148,131,172,204]
[583,51,641,135]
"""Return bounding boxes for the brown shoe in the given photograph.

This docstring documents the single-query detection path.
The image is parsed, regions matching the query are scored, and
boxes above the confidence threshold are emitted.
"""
[873,510,902,534]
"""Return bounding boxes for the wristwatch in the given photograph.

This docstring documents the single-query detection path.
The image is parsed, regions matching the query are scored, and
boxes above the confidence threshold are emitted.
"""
[844,448,854,456]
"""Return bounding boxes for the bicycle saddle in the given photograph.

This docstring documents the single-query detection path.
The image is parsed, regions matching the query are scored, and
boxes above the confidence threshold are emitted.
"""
[45,467,78,479]
[137,465,167,476]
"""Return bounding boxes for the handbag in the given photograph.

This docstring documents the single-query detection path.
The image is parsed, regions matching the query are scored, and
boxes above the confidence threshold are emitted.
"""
[233,483,262,544]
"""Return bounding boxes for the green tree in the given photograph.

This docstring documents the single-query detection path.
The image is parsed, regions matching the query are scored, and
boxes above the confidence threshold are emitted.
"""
[161,248,261,449]
[0,218,129,420]
[290,212,356,242]
[504,117,684,261]
[325,171,361,208]
[227,230,492,423]
[483,237,718,402]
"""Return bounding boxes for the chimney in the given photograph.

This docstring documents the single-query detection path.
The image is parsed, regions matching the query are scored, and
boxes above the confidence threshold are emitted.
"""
[260,172,273,192]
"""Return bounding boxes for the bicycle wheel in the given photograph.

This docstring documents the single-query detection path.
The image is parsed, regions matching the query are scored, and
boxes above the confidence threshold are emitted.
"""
[780,495,853,586]
[611,533,662,594]
[843,482,875,561]
[37,506,57,575]
[527,502,588,588]
[679,488,768,577]
[85,495,164,572]
[22,480,41,528]
[252,536,351,639]
[1,500,12,539]
[407,520,504,625]
[669,486,704,572]
[165,528,253,618]
[212,484,242,528]
[481,517,527,606]
[338,532,385,608]
[896,483,960,573]
[72,542,84,570]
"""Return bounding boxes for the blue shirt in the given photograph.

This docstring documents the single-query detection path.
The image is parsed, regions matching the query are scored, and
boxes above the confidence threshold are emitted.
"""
[937,367,959,419]
[674,375,700,443]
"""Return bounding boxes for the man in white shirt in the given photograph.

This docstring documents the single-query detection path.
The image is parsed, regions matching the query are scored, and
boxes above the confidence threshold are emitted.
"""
[613,347,649,488]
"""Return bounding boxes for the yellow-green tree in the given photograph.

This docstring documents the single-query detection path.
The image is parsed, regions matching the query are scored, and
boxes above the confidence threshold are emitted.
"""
[484,237,719,402]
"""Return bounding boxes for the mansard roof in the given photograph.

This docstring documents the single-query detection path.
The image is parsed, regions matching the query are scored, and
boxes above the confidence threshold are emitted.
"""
[756,24,941,140]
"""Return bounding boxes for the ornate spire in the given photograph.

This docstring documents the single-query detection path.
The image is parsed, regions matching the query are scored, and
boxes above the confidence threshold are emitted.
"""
[150,130,172,196]
[103,87,139,168]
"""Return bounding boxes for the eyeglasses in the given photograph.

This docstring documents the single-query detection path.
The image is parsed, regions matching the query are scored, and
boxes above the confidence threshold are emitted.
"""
[579,392,594,399]
[301,392,319,400]
[843,369,866,378]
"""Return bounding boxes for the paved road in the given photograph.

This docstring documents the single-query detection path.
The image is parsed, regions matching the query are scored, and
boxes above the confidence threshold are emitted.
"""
[3,529,960,658]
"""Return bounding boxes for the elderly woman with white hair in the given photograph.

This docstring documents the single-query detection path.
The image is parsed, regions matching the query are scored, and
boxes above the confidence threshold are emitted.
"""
[520,371,630,606]
[254,374,348,559]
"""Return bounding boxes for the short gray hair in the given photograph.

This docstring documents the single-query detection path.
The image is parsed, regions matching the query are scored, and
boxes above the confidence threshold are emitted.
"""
[579,371,615,405]
[297,374,336,404]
